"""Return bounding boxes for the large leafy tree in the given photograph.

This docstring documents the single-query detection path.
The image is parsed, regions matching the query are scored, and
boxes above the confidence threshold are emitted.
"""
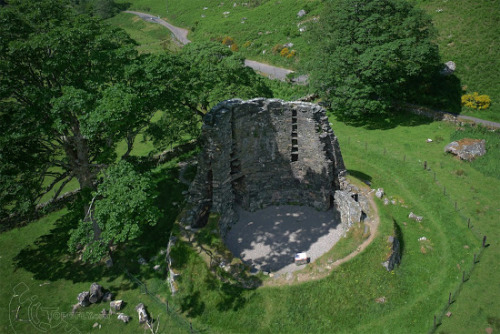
[0,0,193,255]
[308,0,440,119]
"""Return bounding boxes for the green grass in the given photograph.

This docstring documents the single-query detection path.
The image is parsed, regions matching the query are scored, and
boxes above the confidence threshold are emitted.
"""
[164,112,499,333]
[0,159,195,334]
[118,0,499,122]
[411,0,500,122]
[106,12,181,54]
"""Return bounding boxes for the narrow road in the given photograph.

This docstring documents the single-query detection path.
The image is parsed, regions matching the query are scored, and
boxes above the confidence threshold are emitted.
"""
[125,11,499,128]
[124,11,191,45]
[124,11,307,82]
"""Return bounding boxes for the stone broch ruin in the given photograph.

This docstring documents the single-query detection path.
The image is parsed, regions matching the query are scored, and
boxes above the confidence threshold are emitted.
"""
[182,98,368,237]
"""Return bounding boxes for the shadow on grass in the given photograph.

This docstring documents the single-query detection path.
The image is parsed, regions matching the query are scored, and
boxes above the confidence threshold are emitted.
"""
[336,109,434,130]
[13,210,122,283]
[13,162,188,284]
[347,170,372,184]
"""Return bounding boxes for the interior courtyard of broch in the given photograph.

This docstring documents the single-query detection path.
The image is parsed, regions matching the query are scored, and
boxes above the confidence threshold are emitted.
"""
[181,98,371,274]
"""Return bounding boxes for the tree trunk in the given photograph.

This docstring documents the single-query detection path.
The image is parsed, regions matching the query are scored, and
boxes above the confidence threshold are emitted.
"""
[63,124,101,240]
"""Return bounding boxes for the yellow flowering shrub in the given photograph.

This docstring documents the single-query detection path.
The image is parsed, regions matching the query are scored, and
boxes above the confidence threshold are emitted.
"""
[280,47,289,57]
[461,92,491,110]
[222,36,234,46]
[242,40,252,48]
[230,43,239,52]
[286,50,296,58]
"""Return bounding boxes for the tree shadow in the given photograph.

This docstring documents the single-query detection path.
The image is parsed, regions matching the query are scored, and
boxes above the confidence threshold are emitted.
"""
[336,109,434,130]
[179,291,205,317]
[13,210,122,283]
[417,73,462,115]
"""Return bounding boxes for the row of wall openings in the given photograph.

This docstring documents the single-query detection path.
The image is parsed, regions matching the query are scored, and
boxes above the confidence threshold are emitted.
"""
[291,109,298,162]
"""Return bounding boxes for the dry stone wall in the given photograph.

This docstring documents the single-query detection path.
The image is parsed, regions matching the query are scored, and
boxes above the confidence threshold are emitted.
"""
[182,98,366,235]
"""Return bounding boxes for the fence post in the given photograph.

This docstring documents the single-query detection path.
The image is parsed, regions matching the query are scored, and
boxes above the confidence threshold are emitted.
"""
[434,315,437,328]
[473,253,477,264]
[448,292,452,306]
[468,218,471,228]
[483,236,487,247]
[462,271,466,282]
[424,161,427,170]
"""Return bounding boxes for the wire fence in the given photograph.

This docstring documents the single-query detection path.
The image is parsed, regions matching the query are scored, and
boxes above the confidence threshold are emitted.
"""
[122,268,201,334]
[341,137,489,333]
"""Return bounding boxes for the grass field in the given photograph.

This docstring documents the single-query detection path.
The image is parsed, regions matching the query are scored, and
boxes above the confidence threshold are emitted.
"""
[1,1,498,333]
[165,113,499,333]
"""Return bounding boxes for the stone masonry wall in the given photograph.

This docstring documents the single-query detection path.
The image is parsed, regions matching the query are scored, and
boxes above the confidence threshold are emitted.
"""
[182,98,364,235]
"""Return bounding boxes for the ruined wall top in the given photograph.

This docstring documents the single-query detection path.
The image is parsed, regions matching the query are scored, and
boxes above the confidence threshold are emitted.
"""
[184,98,348,233]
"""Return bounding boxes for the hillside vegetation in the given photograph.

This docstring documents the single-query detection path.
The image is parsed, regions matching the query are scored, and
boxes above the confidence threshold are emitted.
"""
[121,0,499,121]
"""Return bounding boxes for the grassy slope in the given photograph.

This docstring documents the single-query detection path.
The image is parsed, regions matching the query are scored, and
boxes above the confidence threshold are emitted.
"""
[168,114,499,333]
[412,0,500,122]
[0,161,192,334]
[120,0,499,121]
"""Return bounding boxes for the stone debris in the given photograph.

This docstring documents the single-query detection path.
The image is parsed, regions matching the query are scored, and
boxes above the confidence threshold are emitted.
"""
[297,9,307,17]
[110,300,123,312]
[375,188,384,199]
[445,138,486,161]
[409,212,423,222]
[138,256,147,265]
[77,291,90,307]
[89,282,103,304]
[446,311,452,317]
[383,198,390,206]
[92,322,100,328]
[117,313,130,323]
[382,235,401,271]
[135,303,150,324]
[418,236,427,242]
[101,309,108,318]
[440,61,456,76]
[427,138,433,143]
[375,296,386,304]
[153,264,161,271]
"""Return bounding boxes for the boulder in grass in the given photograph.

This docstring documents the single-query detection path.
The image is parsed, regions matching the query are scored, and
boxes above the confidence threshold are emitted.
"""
[117,313,130,323]
[375,188,384,199]
[409,212,423,222]
[110,300,123,312]
[135,303,150,324]
[77,291,90,307]
[444,138,486,161]
[89,283,103,304]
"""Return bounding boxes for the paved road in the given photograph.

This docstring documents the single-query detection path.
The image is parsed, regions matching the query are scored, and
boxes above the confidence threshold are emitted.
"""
[456,115,500,129]
[124,11,307,82]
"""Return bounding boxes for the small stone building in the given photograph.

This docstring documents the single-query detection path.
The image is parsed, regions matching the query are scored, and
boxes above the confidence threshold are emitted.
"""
[182,98,367,235]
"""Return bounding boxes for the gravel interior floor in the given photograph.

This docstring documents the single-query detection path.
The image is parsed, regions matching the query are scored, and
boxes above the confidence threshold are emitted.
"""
[224,205,344,275]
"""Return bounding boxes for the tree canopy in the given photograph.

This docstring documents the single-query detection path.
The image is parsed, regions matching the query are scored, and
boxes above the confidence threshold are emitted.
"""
[0,0,274,262]
[308,0,440,119]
